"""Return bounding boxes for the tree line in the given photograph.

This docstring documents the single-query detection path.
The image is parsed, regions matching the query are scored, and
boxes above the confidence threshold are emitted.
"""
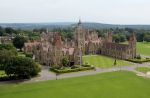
[0,26,150,43]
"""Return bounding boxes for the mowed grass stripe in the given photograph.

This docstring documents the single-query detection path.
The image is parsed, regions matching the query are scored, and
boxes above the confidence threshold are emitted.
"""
[83,55,131,68]
[1,71,150,98]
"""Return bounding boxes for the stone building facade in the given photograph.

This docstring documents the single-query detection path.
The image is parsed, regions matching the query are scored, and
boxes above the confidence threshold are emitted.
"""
[101,32,136,59]
[24,20,137,66]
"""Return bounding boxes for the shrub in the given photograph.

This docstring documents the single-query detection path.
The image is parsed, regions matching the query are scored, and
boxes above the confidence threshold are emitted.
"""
[25,53,33,58]
[4,56,41,79]
[71,65,79,69]
[136,55,141,59]
[61,56,69,67]
[82,64,92,67]
[114,59,117,66]
[126,58,150,64]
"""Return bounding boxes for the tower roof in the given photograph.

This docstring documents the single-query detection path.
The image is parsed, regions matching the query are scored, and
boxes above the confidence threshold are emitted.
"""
[78,19,82,25]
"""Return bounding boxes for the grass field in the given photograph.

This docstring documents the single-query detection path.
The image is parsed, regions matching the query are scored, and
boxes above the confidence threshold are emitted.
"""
[0,71,150,98]
[83,55,131,68]
[121,42,150,56]
[135,67,150,74]
[136,42,150,56]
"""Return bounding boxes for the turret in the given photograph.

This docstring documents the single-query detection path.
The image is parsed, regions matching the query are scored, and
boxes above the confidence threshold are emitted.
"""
[129,32,136,47]
[129,32,137,58]
[106,31,113,43]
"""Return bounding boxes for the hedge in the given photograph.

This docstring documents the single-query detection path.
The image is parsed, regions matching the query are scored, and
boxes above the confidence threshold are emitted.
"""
[126,58,150,64]
[25,53,33,58]
[0,76,19,81]
[50,66,95,74]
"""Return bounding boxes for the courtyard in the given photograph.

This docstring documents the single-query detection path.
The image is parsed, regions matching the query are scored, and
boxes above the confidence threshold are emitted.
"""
[83,55,132,68]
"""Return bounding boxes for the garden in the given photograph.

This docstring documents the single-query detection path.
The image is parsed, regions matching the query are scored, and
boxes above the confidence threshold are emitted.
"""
[50,57,95,74]
[50,65,95,74]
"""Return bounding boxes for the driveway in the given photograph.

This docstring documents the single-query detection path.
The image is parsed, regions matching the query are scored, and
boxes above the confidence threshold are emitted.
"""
[0,62,150,84]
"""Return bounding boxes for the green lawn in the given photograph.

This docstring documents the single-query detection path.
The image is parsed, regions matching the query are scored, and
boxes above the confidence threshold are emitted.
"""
[136,42,150,56]
[1,71,150,98]
[135,67,150,74]
[121,42,150,56]
[83,55,131,68]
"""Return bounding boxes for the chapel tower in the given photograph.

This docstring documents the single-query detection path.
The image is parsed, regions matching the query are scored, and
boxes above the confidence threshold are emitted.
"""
[74,20,85,65]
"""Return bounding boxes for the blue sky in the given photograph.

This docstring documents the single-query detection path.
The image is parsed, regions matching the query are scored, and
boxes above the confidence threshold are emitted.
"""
[0,0,150,24]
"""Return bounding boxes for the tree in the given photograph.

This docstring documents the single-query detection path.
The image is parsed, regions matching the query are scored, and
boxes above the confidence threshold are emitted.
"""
[62,57,69,67]
[5,27,15,35]
[0,44,17,70]
[119,34,126,42]
[0,50,16,70]
[0,26,6,36]
[136,33,145,42]
[13,36,27,51]
[113,34,120,43]
[114,59,117,66]
[5,56,41,79]
[144,34,150,42]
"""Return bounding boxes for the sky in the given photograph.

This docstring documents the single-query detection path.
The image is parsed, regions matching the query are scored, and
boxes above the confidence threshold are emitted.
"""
[0,0,150,24]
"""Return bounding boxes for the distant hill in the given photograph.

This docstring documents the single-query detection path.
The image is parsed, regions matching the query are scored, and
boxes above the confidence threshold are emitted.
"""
[0,22,73,30]
[0,22,150,30]
[78,22,150,30]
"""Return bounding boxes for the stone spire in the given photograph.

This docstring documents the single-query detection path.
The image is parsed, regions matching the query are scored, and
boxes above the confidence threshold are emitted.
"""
[106,31,113,43]
[129,32,137,58]
[78,19,82,26]
[129,32,136,47]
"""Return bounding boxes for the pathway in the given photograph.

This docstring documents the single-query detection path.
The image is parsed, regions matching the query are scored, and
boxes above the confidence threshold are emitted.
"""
[0,62,150,84]
[57,62,150,80]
